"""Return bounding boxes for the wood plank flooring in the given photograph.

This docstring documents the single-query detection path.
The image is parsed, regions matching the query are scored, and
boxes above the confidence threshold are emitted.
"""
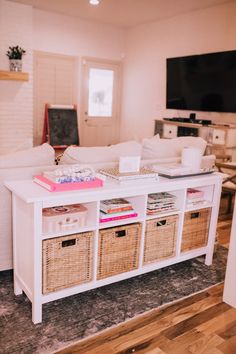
[57,283,236,354]
[57,215,234,354]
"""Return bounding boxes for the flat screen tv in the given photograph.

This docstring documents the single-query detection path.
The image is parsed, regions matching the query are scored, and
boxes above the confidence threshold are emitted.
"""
[166,50,236,113]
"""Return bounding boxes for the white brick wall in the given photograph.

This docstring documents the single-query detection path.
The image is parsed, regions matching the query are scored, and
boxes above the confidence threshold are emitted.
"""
[0,0,33,155]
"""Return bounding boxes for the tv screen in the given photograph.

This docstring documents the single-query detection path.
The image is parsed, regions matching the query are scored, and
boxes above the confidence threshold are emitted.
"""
[166,50,236,113]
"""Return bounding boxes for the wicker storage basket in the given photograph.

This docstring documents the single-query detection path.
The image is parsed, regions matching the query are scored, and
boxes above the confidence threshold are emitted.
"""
[143,215,178,265]
[181,208,211,252]
[97,223,141,280]
[43,232,93,294]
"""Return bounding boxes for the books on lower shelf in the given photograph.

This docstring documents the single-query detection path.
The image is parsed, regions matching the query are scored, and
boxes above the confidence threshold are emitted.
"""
[187,188,204,199]
[147,192,177,215]
[99,197,137,223]
[186,188,208,208]
[186,199,209,208]
[99,211,138,223]
[100,198,133,214]
[33,175,103,192]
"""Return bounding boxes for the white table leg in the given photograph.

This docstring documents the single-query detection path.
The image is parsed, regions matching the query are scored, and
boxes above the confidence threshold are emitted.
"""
[32,301,42,324]
[205,181,222,266]
[32,201,43,324]
[14,274,23,295]
[205,252,213,266]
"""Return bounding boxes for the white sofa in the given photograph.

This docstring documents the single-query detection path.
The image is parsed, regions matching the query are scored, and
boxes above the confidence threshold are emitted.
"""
[0,144,56,271]
[0,137,214,271]
[59,135,209,165]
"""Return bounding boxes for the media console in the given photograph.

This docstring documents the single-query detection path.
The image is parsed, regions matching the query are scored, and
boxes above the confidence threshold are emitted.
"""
[6,173,222,323]
[155,119,236,160]
[163,117,212,125]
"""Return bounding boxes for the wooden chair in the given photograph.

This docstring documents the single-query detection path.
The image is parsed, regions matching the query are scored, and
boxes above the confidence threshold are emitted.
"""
[215,154,232,163]
[215,161,236,214]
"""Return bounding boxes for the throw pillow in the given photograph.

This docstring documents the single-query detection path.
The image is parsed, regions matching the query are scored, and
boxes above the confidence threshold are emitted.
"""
[0,143,55,169]
[142,136,207,160]
[60,141,142,165]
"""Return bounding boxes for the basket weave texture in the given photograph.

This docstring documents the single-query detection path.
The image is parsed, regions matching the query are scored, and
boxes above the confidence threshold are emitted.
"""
[97,223,141,280]
[43,232,93,294]
[181,208,211,252]
[143,215,178,265]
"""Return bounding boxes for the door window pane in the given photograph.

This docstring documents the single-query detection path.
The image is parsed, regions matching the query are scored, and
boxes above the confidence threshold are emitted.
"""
[88,68,114,117]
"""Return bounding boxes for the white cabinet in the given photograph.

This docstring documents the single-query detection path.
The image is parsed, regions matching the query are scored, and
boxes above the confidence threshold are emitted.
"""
[211,128,225,145]
[163,124,178,138]
[5,174,222,323]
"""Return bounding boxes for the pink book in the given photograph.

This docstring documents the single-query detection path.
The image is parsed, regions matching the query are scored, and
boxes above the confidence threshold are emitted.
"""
[99,212,138,223]
[33,175,103,192]
[187,188,204,199]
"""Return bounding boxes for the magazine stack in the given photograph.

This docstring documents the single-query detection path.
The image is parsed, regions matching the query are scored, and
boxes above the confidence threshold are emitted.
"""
[99,198,138,223]
[147,192,177,215]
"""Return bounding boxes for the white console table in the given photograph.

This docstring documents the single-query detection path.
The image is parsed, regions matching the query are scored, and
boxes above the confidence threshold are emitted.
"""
[6,173,222,323]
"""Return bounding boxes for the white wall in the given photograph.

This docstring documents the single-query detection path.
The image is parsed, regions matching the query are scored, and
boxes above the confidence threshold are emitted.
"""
[33,9,125,60]
[121,2,236,141]
[0,0,33,154]
[32,9,125,147]
[0,1,125,154]
[1,0,236,150]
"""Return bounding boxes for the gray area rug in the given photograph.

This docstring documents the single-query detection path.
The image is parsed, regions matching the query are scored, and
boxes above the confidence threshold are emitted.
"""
[0,245,227,354]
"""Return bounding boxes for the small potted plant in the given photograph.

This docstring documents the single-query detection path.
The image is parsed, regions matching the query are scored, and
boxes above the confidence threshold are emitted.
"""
[6,45,26,72]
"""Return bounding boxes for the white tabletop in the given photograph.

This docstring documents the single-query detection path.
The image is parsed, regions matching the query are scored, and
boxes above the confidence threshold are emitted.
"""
[5,173,222,205]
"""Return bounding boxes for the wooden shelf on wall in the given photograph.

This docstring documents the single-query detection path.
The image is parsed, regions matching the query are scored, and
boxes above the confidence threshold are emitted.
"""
[0,70,29,81]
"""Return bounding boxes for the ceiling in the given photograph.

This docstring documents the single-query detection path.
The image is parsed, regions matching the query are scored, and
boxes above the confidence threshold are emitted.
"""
[9,0,233,28]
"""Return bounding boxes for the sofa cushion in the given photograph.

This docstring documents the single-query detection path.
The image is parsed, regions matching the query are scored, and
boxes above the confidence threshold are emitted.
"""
[172,136,207,154]
[142,139,179,159]
[0,143,55,169]
[142,133,160,144]
[0,164,57,271]
[142,137,207,160]
[60,141,142,165]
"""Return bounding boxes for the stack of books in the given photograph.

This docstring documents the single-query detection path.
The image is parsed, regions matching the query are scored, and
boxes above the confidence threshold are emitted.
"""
[99,167,158,181]
[99,198,138,223]
[148,163,214,178]
[148,163,192,177]
[186,188,207,208]
[33,166,103,192]
[147,192,177,215]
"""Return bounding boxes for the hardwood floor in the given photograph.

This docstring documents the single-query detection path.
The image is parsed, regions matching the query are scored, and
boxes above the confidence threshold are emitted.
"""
[57,206,234,354]
[57,283,236,354]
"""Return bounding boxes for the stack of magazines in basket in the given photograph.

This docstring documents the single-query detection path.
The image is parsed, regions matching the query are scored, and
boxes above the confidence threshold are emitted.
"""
[147,192,177,215]
[99,198,137,223]
[33,165,103,192]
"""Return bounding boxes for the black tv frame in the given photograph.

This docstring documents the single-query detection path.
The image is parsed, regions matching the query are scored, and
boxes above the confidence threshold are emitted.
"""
[166,50,236,114]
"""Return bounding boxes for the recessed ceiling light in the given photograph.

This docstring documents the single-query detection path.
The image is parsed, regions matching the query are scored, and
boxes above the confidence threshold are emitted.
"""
[89,0,100,5]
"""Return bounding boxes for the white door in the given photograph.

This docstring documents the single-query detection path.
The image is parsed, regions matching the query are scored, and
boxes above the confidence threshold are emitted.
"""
[34,52,77,146]
[80,58,121,146]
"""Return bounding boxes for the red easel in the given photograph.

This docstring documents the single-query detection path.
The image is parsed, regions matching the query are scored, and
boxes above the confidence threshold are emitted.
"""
[41,103,50,145]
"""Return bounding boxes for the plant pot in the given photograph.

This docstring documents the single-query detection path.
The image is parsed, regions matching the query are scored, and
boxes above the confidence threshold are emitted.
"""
[9,59,22,72]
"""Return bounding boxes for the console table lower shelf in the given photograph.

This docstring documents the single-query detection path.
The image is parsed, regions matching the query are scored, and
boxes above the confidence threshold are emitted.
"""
[5,173,222,323]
